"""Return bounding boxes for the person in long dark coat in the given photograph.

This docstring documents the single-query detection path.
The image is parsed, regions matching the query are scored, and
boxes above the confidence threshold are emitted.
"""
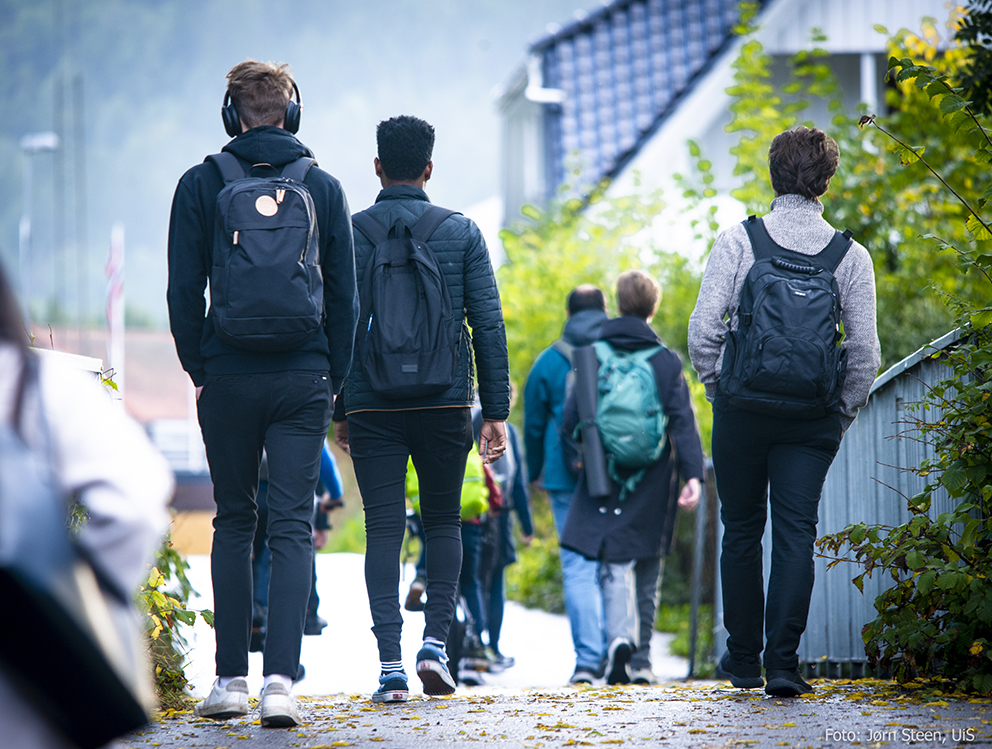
[562,270,704,684]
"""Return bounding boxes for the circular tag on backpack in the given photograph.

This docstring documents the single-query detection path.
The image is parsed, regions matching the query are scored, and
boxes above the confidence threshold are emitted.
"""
[255,195,278,217]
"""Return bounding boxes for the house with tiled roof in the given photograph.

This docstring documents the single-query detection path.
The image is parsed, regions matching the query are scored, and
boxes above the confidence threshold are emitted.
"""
[497,0,955,228]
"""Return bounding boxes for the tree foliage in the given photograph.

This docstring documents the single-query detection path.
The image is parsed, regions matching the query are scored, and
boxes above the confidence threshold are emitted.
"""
[686,6,990,368]
[498,186,707,429]
[956,0,992,116]
[498,185,712,615]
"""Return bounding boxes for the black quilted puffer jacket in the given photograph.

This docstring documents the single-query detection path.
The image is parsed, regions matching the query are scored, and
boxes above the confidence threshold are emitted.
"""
[334,185,510,421]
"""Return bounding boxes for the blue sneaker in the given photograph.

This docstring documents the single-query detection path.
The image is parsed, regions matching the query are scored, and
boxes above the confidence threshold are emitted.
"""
[372,672,409,704]
[416,643,456,696]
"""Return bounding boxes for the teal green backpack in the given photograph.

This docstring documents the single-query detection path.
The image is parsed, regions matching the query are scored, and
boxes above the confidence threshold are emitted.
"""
[592,340,668,500]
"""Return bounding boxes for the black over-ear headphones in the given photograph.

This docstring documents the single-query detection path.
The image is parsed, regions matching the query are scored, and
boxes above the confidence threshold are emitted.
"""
[222,80,302,137]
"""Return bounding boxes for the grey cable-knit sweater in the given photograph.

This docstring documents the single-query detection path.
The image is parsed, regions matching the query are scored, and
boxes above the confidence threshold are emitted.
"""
[688,194,881,431]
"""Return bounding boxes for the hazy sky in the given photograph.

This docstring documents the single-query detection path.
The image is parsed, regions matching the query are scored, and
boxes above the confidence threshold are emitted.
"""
[1,0,600,324]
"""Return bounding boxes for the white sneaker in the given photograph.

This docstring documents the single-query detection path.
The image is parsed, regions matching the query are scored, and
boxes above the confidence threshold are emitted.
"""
[194,678,249,720]
[260,682,302,728]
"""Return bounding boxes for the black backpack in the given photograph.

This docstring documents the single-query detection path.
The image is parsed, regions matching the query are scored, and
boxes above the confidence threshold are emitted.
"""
[718,215,852,417]
[207,152,323,352]
[352,206,460,399]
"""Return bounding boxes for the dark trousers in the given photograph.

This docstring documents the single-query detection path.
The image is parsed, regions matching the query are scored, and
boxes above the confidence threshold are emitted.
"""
[712,398,842,671]
[348,408,473,662]
[197,371,331,678]
[252,481,320,627]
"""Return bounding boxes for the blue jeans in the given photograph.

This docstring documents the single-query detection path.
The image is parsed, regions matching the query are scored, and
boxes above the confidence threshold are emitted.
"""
[550,491,605,672]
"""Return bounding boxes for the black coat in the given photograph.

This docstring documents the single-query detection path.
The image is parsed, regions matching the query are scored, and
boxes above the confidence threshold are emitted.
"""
[561,316,705,561]
[167,126,359,391]
[335,185,510,421]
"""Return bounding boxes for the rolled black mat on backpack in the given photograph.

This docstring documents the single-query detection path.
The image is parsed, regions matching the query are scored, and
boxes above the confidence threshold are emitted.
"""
[572,345,611,498]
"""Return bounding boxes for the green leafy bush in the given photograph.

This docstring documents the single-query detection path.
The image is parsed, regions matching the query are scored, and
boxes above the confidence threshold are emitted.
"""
[135,539,214,710]
[505,490,564,614]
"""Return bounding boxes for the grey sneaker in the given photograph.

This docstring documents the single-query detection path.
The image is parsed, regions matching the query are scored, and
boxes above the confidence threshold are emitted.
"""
[194,678,249,720]
[629,667,656,685]
[372,673,409,704]
[569,668,597,685]
[260,682,302,727]
[416,643,456,696]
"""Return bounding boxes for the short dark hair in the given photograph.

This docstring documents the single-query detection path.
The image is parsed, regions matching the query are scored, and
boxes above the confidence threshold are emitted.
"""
[376,116,435,181]
[616,270,660,320]
[226,60,295,129]
[567,285,607,315]
[768,126,840,200]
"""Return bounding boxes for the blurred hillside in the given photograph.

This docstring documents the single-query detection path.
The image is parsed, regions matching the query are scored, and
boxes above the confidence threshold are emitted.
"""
[1,0,590,328]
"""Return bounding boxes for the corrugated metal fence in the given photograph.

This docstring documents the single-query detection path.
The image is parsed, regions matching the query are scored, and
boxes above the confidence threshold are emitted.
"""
[712,329,961,675]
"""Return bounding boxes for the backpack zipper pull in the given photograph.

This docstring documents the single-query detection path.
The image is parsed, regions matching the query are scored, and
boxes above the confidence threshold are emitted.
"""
[276,189,285,204]
[233,230,239,245]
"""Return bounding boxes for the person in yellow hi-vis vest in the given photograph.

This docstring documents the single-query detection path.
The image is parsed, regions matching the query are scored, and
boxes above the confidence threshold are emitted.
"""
[405,445,493,684]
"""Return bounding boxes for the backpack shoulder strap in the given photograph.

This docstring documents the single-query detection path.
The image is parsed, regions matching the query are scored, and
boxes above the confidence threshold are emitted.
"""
[631,344,663,364]
[411,206,458,243]
[205,152,246,184]
[551,339,574,364]
[813,229,854,274]
[742,215,781,261]
[593,340,614,363]
[279,156,316,183]
[351,211,390,245]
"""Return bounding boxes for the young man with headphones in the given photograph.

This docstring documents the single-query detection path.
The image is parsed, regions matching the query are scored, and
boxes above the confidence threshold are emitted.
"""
[167,61,358,727]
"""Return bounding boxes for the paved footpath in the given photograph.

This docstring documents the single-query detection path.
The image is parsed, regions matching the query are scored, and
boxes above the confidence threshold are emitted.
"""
[124,678,990,749]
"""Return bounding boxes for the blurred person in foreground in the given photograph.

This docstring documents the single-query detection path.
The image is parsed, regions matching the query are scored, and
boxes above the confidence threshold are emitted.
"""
[0,262,173,748]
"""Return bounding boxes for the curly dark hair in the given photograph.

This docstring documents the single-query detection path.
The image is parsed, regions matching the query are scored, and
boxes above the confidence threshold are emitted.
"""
[376,116,435,181]
[768,126,840,200]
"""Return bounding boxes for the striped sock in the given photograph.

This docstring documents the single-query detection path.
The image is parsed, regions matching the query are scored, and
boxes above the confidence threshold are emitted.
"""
[380,660,405,678]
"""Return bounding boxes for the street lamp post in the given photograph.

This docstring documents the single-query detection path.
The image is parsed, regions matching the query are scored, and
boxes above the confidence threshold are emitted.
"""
[19,131,60,323]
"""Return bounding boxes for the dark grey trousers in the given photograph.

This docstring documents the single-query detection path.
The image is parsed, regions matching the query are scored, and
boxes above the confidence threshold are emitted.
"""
[198,371,331,678]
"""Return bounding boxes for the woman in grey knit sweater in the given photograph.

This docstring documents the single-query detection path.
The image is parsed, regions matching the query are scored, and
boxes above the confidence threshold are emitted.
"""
[688,126,880,697]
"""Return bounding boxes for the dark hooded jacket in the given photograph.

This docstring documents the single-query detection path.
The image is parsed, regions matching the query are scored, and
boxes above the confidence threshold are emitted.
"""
[167,126,358,391]
[561,316,705,561]
[523,309,607,493]
[333,185,509,421]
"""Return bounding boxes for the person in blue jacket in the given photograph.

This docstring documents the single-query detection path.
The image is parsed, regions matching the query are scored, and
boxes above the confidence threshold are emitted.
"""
[523,285,608,684]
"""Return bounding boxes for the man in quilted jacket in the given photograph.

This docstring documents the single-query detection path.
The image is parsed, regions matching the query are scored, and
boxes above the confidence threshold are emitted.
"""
[332,115,510,703]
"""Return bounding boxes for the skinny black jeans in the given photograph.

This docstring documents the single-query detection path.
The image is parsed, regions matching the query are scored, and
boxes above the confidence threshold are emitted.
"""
[347,408,473,662]
[712,398,842,671]
[197,371,331,678]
